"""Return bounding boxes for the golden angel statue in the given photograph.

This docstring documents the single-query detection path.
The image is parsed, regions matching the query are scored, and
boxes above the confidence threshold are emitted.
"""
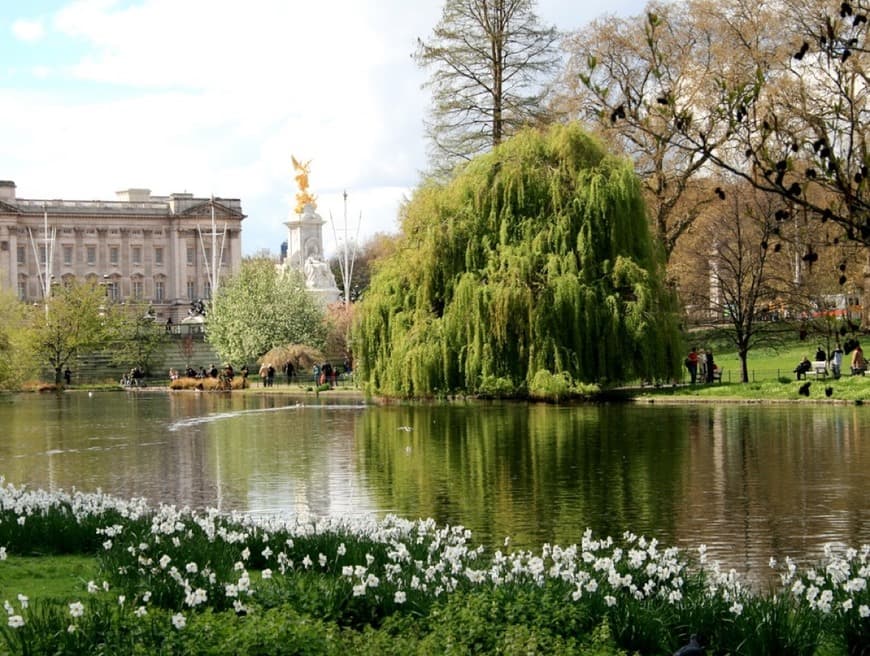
[291,155,317,214]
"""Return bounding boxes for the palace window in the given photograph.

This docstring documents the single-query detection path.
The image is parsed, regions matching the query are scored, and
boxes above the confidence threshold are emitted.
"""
[86,246,96,266]
[132,246,142,266]
[187,247,195,265]
[132,280,143,299]
[155,280,165,301]
[63,246,73,266]
[187,280,195,300]
[17,246,25,265]
[109,246,119,266]
[154,247,164,266]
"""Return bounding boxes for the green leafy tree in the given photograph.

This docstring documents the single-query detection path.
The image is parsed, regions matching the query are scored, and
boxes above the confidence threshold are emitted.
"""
[0,289,28,389]
[414,0,560,174]
[108,302,167,376]
[24,280,112,385]
[352,123,683,397]
[206,258,327,365]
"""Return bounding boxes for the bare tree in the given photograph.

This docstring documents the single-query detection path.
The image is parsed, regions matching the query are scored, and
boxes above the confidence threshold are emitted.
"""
[683,182,795,382]
[635,0,870,318]
[414,0,560,175]
[553,1,727,259]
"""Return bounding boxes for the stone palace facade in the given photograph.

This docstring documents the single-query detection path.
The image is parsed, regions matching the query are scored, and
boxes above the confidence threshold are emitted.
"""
[0,181,244,322]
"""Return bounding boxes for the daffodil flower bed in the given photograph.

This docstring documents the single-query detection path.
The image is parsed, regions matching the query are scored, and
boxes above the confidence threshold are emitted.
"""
[0,479,867,655]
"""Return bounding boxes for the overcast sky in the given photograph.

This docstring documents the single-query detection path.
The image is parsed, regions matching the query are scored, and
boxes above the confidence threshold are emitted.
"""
[1,0,648,257]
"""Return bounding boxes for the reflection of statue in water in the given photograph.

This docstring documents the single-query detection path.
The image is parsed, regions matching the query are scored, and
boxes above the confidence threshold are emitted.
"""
[292,155,317,214]
[304,255,337,290]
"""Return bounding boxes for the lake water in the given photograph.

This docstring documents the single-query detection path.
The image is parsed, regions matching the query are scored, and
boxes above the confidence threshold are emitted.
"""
[2,391,868,584]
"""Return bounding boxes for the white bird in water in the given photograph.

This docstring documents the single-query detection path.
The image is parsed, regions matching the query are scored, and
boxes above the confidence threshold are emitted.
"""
[398,425,412,432]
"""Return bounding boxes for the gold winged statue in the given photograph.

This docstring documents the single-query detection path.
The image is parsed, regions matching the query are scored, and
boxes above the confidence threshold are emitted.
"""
[291,155,317,214]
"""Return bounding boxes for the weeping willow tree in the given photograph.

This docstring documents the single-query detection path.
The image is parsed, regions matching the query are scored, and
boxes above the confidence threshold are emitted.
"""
[353,123,682,397]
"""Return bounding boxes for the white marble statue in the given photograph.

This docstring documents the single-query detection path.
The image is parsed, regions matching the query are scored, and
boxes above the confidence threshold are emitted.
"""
[304,255,337,290]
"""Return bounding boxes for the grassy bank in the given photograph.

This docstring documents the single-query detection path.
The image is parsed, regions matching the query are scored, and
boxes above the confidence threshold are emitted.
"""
[0,482,866,655]
[628,337,870,403]
[631,375,870,403]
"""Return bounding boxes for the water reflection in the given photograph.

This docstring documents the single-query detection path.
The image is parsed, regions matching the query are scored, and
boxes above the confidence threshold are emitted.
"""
[1,393,868,582]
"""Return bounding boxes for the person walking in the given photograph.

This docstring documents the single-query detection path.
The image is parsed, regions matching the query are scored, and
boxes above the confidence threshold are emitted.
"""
[851,343,866,375]
[705,349,715,384]
[258,362,269,387]
[830,344,844,379]
[685,348,699,384]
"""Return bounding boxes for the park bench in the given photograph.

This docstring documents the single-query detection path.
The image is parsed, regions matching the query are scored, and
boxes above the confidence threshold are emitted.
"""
[711,367,723,383]
[807,361,829,379]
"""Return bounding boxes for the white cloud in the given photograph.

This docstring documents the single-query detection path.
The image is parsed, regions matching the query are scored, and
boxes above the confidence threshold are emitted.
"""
[11,18,45,42]
[3,0,648,256]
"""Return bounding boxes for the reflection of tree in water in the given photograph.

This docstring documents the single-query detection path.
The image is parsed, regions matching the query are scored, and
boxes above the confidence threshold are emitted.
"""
[354,404,689,551]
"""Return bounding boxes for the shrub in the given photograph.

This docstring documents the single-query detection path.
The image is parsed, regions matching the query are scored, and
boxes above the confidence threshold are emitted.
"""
[476,375,517,399]
[528,370,574,402]
[168,376,247,391]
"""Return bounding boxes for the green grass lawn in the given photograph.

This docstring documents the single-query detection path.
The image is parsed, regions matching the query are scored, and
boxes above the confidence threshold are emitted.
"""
[641,330,870,401]
[0,555,98,602]
[709,341,839,384]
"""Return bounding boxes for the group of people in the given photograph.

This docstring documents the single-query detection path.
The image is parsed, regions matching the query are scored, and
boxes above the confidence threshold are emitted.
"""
[258,362,277,387]
[171,363,243,385]
[254,359,353,388]
[795,342,865,379]
[313,359,353,387]
[120,367,145,387]
[684,347,718,384]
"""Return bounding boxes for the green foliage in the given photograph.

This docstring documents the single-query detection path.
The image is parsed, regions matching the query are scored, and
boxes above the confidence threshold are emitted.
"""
[1,485,864,655]
[528,369,574,402]
[21,281,112,385]
[107,301,167,375]
[0,289,28,389]
[206,259,327,365]
[353,123,682,397]
[0,500,132,556]
[417,587,588,654]
[476,374,518,399]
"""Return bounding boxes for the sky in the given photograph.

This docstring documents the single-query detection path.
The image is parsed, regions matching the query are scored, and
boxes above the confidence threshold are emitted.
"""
[1,0,648,257]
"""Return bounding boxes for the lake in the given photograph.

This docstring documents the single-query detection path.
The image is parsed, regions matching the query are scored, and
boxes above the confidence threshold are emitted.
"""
[1,391,868,584]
